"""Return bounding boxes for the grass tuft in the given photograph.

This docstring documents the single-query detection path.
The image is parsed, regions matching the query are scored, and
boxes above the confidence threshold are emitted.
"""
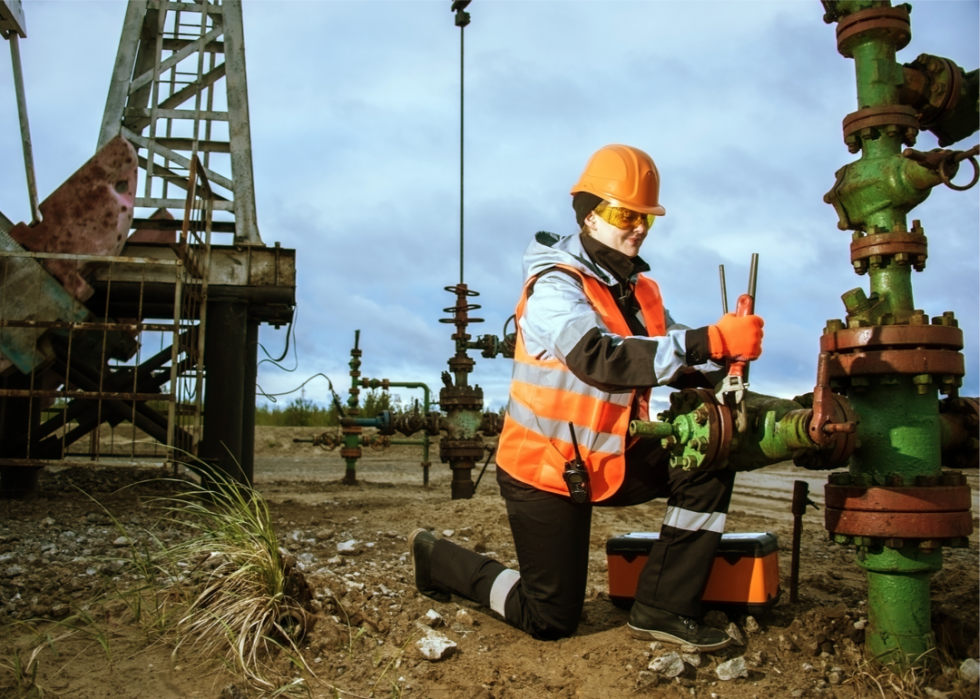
[0,645,46,699]
[138,468,318,692]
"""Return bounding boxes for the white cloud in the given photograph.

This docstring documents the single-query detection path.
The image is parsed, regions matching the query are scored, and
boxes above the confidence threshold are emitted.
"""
[1,0,976,415]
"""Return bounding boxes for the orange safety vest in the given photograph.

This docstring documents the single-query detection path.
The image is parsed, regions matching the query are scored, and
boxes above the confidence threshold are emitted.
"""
[496,264,667,501]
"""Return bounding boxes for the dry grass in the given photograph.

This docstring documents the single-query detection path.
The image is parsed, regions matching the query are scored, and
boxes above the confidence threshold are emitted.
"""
[142,471,316,694]
[846,646,975,699]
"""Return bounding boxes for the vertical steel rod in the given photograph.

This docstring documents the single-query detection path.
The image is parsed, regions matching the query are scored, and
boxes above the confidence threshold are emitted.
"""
[719,265,728,314]
[459,22,465,285]
[789,479,809,604]
[8,33,41,224]
[743,253,759,387]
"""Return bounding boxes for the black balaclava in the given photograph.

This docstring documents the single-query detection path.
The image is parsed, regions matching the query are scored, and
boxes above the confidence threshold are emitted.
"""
[572,192,603,227]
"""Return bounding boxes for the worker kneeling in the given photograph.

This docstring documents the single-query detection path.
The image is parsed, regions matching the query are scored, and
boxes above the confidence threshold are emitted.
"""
[409,144,764,649]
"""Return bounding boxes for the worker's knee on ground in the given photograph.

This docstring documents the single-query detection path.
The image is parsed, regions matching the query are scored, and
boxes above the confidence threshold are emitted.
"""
[525,602,582,641]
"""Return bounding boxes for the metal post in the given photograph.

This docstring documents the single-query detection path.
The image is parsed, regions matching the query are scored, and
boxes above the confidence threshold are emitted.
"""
[202,297,248,485]
[7,32,40,224]
[789,480,810,604]
[221,1,261,245]
[0,371,41,498]
[240,317,259,484]
[98,0,146,150]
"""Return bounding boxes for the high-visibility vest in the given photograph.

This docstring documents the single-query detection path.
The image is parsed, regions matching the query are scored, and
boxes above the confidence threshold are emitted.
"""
[496,264,667,501]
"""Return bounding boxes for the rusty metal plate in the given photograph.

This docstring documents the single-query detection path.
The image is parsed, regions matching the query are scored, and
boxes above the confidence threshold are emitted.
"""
[7,135,137,302]
[820,324,963,353]
[849,232,927,261]
[825,348,964,378]
[825,508,973,538]
[128,208,176,244]
[825,484,972,512]
[339,447,362,459]
[836,6,911,58]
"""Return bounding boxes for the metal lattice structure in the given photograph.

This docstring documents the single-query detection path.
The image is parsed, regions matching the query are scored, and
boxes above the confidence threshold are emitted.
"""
[0,158,213,490]
[98,0,261,246]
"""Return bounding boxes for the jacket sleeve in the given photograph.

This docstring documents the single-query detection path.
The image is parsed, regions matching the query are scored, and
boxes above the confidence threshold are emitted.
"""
[521,271,722,391]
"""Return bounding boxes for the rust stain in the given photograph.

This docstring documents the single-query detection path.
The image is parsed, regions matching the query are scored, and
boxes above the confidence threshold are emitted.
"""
[6,135,138,302]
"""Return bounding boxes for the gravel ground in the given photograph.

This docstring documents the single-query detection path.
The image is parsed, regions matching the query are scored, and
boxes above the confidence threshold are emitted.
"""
[0,429,977,699]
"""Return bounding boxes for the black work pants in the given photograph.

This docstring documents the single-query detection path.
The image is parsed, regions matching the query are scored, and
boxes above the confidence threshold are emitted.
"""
[427,440,736,640]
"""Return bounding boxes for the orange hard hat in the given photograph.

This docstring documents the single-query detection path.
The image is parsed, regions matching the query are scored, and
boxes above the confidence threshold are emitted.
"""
[570,144,666,216]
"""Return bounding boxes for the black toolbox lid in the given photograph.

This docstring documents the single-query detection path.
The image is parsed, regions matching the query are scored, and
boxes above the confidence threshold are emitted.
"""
[607,532,778,557]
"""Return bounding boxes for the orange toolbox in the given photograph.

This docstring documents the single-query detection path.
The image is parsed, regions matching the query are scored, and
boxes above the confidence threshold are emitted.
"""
[606,532,781,614]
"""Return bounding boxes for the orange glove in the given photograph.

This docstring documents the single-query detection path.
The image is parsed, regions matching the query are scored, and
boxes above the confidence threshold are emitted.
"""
[708,313,764,361]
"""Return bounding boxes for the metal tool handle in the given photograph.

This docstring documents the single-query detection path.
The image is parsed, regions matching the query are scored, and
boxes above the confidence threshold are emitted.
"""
[727,293,756,375]
[719,265,728,315]
[729,253,759,380]
[718,255,758,433]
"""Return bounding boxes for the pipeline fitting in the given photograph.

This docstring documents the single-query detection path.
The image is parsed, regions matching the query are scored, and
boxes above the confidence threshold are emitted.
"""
[900,53,978,147]
[819,321,966,397]
[849,226,928,276]
[939,396,980,469]
[833,5,911,59]
[824,471,973,547]
[842,105,918,153]
[630,388,856,473]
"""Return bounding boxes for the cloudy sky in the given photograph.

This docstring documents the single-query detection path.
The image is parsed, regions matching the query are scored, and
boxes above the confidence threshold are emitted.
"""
[1,1,977,414]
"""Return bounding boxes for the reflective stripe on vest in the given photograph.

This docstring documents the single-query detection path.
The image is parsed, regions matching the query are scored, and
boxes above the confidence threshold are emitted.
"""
[496,264,666,501]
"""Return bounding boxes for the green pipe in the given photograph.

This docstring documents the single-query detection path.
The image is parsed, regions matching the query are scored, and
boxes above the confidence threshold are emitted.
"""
[363,378,433,486]
[845,378,940,664]
[859,548,942,666]
[386,381,432,474]
[852,39,900,113]
[852,34,912,315]
[827,1,952,668]
[630,393,823,472]
[732,396,815,469]
[847,376,941,483]
[629,420,673,438]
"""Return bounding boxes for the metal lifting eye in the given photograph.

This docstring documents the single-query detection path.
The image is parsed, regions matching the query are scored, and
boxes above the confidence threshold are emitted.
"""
[939,147,980,192]
[114,180,129,194]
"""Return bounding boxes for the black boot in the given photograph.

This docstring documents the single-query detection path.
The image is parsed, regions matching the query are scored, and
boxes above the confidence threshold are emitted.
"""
[627,601,730,651]
[408,529,451,603]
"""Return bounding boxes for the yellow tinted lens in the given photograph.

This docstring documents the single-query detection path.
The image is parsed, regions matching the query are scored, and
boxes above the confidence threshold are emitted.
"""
[596,204,654,230]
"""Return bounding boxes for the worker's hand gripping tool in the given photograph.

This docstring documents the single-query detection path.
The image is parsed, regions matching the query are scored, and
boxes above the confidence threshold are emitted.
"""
[715,293,755,406]
[562,421,591,504]
[716,254,759,432]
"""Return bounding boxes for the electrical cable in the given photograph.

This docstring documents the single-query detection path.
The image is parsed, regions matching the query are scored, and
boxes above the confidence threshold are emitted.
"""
[257,307,299,372]
[255,372,333,402]
[252,306,348,415]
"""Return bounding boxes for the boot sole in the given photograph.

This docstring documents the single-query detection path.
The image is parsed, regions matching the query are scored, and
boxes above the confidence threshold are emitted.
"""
[408,528,451,603]
[626,623,731,651]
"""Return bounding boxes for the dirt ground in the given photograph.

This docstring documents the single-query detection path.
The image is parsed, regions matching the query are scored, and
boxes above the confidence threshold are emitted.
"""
[0,426,977,699]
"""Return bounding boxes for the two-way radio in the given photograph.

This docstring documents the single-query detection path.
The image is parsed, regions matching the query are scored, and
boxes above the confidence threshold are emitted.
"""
[562,421,591,504]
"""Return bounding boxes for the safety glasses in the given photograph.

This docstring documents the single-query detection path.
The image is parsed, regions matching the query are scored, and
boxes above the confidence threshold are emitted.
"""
[594,202,656,230]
